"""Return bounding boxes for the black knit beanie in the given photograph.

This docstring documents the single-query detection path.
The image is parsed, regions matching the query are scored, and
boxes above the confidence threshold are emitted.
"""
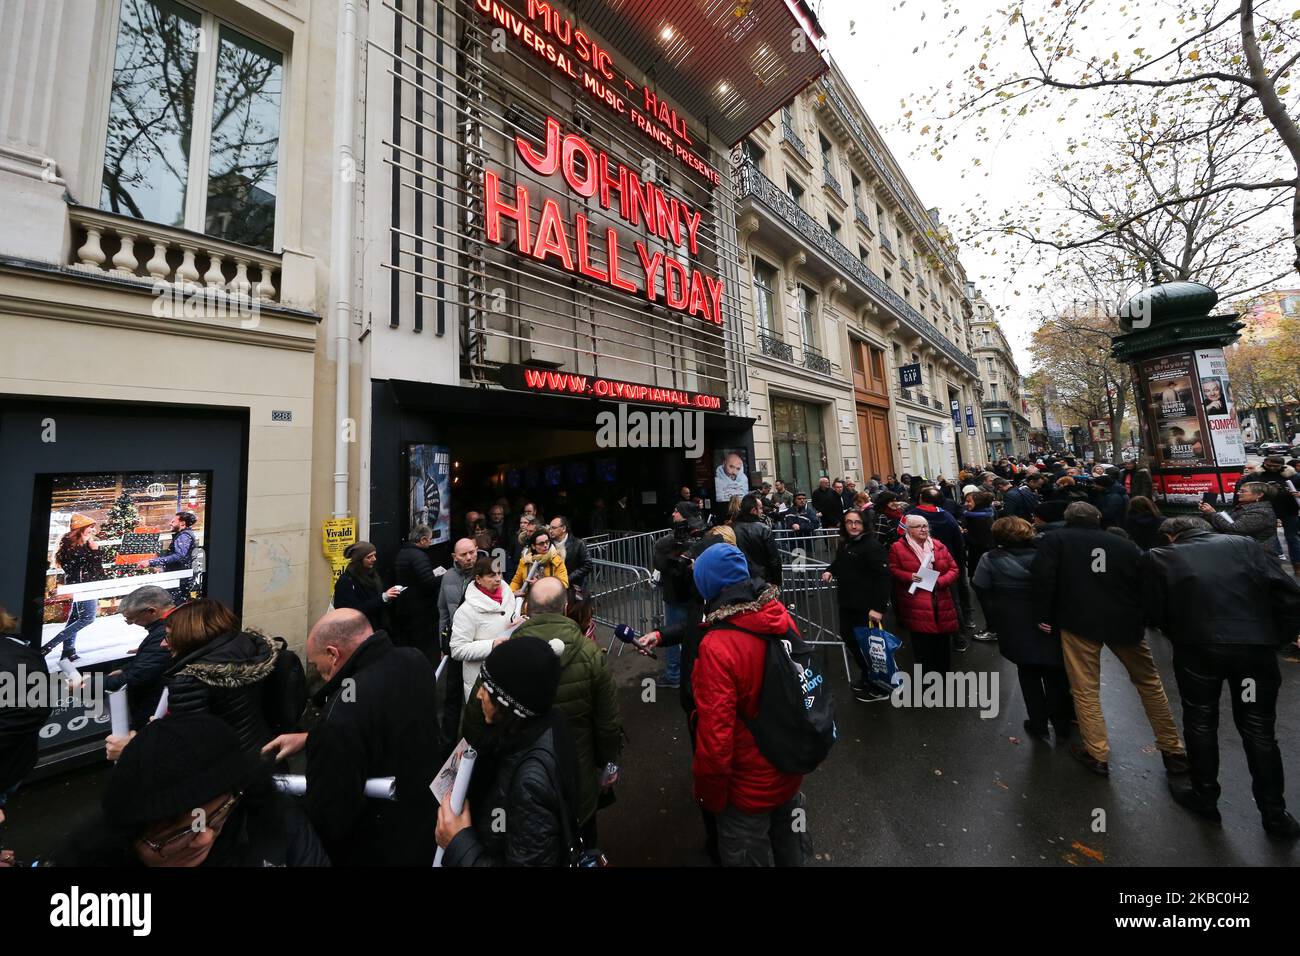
[102,714,253,828]
[479,636,563,719]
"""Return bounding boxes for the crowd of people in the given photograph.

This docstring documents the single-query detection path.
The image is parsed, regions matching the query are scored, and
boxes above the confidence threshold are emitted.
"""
[2,452,1299,868]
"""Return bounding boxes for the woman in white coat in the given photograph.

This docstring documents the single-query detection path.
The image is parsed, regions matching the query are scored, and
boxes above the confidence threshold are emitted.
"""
[450,555,519,700]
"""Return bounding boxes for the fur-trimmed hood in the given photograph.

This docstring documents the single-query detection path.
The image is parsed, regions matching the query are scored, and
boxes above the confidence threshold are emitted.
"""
[1247,465,1297,480]
[703,582,780,626]
[171,631,278,689]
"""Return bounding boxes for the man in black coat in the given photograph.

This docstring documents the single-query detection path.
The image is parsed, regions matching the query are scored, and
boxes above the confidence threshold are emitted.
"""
[1142,516,1300,838]
[546,515,590,588]
[0,622,51,818]
[393,525,442,665]
[1003,473,1045,520]
[1032,502,1187,777]
[266,609,440,866]
[651,502,706,690]
[105,585,175,730]
[811,477,843,529]
[732,494,782,586]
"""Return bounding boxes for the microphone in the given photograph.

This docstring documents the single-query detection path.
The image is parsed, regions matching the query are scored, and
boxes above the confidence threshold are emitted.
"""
[613,623,656,659]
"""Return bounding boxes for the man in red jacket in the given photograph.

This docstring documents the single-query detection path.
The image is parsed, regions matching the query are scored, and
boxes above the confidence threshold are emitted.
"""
[691,543,806,867]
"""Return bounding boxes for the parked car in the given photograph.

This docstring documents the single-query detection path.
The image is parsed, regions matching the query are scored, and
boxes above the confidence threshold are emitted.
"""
[1259,441,1291,454]
[1243,442,1260,455]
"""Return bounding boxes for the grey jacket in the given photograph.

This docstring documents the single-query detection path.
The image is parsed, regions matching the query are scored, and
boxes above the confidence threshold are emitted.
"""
[1206,500,1280,552]
[437,565,472,635]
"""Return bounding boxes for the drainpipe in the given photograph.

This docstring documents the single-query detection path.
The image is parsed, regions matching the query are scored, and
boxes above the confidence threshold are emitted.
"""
[331,0,358,519]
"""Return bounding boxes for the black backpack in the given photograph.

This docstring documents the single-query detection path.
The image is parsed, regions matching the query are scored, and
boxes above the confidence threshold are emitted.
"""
[705,621,836,775]
[263,637,308,734]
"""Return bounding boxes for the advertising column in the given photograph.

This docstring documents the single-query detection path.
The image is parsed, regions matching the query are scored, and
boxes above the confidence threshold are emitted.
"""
[1136,348,1245,505]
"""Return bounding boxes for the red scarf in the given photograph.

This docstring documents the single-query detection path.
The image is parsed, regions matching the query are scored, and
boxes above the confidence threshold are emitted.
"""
[476,582,503,604]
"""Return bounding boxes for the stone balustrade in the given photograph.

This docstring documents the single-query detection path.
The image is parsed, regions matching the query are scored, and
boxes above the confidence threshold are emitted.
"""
[68,205,281,303]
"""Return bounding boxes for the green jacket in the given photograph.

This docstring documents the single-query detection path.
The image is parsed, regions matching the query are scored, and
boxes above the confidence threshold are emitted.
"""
[462,613,623,825]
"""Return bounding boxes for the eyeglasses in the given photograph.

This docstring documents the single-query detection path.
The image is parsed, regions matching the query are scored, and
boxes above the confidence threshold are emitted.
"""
[138,792,240,857]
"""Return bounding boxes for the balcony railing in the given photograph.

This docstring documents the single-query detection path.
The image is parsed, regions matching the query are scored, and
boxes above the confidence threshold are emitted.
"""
[803,346,832,374]
[758,332,794,362]
[733,163,978,377]
[816,76,959,277]
[899,257,912,275]
[855,205,872,232]
[780,121,809,164]
[880,234,894,254]
[822,165,843,201]
[898,388,914,403]
[68,205,281,302]
[983,400,1012,410]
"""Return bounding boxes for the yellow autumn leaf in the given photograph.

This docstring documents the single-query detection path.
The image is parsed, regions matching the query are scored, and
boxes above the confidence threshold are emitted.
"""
[1187,50,1200,61]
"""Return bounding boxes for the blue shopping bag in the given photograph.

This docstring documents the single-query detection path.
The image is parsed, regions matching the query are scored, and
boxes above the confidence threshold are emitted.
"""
[854,626,903,692]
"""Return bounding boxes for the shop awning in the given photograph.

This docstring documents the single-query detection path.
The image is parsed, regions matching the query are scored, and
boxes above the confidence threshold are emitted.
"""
[578,0,829,147]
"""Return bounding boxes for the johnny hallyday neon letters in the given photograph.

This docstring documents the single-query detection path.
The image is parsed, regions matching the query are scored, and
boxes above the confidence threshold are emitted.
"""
[484,115,727,327]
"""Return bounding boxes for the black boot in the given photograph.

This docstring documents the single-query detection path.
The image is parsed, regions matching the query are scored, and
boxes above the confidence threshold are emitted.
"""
[1168,779,1221,823]
[1262,810,1300,839]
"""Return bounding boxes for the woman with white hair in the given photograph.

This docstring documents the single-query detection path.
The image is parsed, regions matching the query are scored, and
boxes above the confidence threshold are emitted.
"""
[887,514,960,675]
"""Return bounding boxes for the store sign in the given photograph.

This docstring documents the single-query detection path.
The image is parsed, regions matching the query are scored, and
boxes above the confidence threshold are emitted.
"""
[475,0,720,186]
[898,363,921,388]
[485,116,725,325]
[502,364,723,410]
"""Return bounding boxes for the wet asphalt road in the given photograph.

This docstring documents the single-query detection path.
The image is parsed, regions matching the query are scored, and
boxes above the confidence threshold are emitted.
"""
[4,622,1297,867]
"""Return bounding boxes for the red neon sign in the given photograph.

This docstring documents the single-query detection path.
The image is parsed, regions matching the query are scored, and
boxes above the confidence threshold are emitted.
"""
[485,115,726,326]
[474,0,720,187]
[508,365,724,410]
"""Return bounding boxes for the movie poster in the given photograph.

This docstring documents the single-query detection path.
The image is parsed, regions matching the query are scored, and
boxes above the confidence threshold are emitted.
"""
[713,448,750,504]
[1194,347,1246,467]
[1141,353,1211,468]
[32,471,210,670]
[408,444,452,544]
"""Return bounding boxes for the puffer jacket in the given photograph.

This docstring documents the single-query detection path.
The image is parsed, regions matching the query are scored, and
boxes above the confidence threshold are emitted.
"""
[1237,466,1299,518]
[691,581,803,815]
[1206,499,1281,551]
[444,718,575,867]
[888,538,960,634]
[972,546,1063,668]
[164,630,277,755]
[462,613,622,825]
[508,547,569,592]
[1142,528,1300,647]
[450,583,518,699]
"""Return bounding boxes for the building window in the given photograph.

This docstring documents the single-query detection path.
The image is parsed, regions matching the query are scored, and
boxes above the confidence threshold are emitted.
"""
[745,139,766,171]
[772,397,829,494]
[797,285,819,350]
[990,382,999,400]
[982,330,991,344]
[858,245,870,265]
[101,0,284,249]
[786,176,805,208]
[752,258,779,338]
[828,215,841,240]
[987,358,996,376]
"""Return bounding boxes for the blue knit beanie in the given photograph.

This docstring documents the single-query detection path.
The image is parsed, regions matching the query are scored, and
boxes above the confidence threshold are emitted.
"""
[693,542,751,601]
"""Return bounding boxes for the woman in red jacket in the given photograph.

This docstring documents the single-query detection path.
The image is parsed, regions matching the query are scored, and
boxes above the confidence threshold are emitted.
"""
[888,514,960,675]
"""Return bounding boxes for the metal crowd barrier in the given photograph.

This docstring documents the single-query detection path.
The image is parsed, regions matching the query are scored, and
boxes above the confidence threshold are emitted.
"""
[772,527,841,564]
[586,558,664,656]
[778,559,851,682]
[585,528,670,573]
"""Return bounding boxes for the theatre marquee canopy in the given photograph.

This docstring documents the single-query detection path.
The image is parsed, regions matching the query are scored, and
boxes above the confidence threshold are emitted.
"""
[569,0,828,147]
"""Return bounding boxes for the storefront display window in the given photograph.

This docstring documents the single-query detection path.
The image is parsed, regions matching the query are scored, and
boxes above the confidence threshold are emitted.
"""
[772,397,828,494]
